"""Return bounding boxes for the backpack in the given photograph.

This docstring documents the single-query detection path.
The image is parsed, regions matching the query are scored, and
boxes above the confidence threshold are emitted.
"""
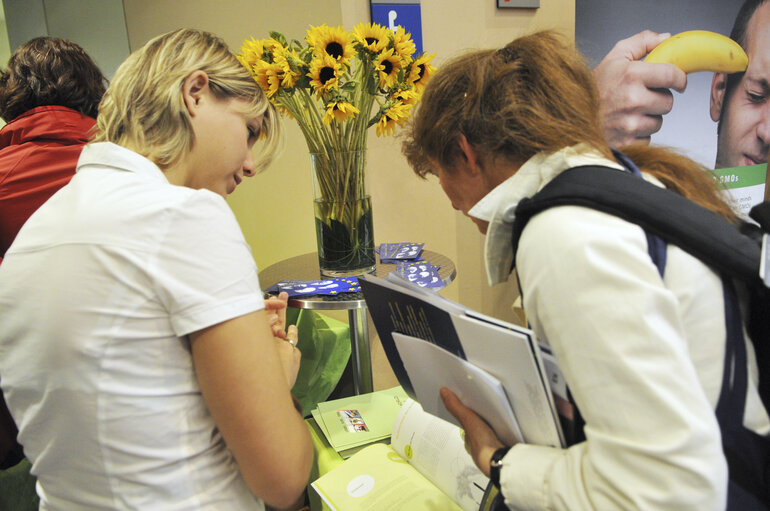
[509,152,770,509]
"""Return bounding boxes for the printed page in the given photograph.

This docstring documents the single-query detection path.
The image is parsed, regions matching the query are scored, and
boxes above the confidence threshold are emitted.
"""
[390,399,488,511]
[310,443,462,511]
[393,332,521,446]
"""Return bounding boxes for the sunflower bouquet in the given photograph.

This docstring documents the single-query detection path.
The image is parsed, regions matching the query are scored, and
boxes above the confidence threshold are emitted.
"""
[239,23,435,275]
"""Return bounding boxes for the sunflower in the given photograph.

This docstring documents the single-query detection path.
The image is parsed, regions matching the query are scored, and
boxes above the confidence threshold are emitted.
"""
[390,88,420,107]
[375,102,410,137]
[273,49,304,88]
[323,100,360,125]
[391,27,416,63]
[352,22,390,53]
[406,53,436,92]
[252,60,284,98]
[308,54,341,95]
[260,37,284,57]
[306,24,355,67]
[238,38,265,69]
[375,49,402,89]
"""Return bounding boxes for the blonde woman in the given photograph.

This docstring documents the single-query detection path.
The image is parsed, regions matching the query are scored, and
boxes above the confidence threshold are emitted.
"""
[0,29,312,510]
[403,31,770,510]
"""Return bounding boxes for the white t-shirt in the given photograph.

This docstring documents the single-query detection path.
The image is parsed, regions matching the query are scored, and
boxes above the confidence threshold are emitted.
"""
[474,145,770,510]
[0,142,265,510]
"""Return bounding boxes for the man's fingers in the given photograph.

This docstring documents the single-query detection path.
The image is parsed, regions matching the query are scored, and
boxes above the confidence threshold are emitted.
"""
[640,62,688,93]
[613,30,671,61]
[441,387,477,427]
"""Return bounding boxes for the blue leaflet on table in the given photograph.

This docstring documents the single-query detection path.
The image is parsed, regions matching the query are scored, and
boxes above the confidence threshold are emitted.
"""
[395,260,444,288]
[378,242,424,263]
[265,278,361,297]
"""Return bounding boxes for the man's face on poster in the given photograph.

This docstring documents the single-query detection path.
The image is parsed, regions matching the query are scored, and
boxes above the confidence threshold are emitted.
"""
[711,1,770,169]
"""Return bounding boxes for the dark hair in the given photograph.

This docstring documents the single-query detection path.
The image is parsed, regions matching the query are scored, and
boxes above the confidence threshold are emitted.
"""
[0,36,107,121]
[403,30,737,223]
[724,0,767,105]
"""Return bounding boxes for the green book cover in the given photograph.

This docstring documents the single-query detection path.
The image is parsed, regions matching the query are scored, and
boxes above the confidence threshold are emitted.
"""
[313,386,408,453]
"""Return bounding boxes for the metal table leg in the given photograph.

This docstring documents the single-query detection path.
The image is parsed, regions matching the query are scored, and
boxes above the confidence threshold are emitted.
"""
[348,307,373,394]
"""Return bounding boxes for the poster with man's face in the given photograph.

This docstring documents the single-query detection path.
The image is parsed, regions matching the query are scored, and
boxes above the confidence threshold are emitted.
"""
[577,0,767,215]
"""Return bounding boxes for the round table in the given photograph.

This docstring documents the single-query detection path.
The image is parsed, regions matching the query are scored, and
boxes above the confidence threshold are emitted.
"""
[258,250,456,394]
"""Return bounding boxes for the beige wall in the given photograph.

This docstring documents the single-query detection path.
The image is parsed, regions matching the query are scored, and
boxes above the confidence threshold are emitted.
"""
[122,0,574,323]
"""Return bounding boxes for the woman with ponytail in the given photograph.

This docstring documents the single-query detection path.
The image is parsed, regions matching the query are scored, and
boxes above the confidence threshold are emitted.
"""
[403,30,768,510]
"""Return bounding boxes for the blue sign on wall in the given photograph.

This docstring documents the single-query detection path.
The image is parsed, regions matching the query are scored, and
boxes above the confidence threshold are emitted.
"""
[370,1,424,56]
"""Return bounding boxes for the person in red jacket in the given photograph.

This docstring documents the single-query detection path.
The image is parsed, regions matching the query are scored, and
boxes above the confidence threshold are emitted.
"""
[0,36,106,259]
[0,36,105,469]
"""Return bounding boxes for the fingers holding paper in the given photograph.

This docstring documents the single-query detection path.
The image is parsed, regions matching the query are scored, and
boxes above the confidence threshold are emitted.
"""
[441,387,507,478]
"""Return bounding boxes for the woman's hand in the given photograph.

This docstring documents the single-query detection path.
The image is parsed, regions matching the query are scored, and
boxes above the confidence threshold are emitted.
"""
[275,324,301,388]
[265,291,290,340]
[441,387,508,477]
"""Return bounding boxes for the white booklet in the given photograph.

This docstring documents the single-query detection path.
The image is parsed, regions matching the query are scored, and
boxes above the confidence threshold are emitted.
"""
[359,274,565,448]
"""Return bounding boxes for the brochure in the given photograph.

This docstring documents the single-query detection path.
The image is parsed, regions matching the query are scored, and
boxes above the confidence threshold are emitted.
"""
[311,398,490,511]
[359,274,565,448]
[311,386,409,459]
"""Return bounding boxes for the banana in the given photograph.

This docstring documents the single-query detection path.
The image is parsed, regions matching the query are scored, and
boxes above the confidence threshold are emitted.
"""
[645,30,748,74]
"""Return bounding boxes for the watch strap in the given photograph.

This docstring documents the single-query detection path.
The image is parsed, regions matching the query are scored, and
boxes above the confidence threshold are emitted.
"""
[489,446,511,488]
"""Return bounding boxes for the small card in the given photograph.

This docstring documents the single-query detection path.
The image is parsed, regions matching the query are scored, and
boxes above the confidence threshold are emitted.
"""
[265,278,361,297]
[395,260,444,288]
[378,242,424,263]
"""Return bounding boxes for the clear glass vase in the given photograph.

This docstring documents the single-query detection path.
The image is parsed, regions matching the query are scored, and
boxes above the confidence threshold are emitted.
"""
[310,149,375,277]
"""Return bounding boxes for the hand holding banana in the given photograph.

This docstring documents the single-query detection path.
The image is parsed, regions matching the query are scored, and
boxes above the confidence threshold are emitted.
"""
[645,30,748,74]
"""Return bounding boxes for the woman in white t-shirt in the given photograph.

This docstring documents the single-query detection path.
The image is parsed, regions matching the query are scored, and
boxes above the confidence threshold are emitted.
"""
[0,28,312,510]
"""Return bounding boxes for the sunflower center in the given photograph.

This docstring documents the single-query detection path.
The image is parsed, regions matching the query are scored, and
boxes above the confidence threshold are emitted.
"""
[365,37,378,46]
[382,60,393,75]
[326,42,344,59]
[319,66,336,85]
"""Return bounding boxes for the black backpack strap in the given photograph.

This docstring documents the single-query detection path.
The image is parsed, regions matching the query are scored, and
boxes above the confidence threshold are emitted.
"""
[511,161,770,508]
[512,166,761,282]
[719,278,770,508]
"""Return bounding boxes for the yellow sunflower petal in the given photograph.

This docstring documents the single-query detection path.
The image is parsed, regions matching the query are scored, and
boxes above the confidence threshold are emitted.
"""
[238,38,265,68]
[375,48,402,89]
[391,26,416,63]
[323,101,360,125]
[252,60,283,97]
[274,49,303,88]
[308,54,341,95]
[352,22,391,53]
[376,102,410,137]
[307,24,355,67]
[407,53,436,91]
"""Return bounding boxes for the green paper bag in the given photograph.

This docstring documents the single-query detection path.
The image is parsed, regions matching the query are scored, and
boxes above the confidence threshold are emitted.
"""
[287,308,351,416]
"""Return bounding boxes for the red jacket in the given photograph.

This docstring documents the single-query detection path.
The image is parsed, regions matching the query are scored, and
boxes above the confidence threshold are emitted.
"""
[0,105,95,257]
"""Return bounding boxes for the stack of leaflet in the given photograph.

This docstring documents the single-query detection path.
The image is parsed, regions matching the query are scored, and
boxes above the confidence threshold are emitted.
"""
[378,242,424,263]
[310,386,408,459]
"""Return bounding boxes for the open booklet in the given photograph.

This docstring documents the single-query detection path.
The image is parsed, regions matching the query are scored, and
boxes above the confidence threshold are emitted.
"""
[311,398,491,511]
[358,274,566,448]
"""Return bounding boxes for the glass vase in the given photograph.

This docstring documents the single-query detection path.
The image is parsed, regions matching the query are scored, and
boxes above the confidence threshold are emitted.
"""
[310,149,375,277]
